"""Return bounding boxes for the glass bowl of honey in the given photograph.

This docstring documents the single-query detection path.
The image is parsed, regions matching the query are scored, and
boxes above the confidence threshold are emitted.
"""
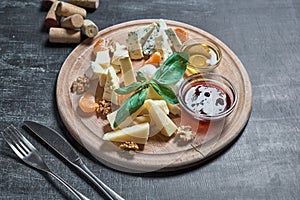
[180,38,222,74]
[178,72,237,121]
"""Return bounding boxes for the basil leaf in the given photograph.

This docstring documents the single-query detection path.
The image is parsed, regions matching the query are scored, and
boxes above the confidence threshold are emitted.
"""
[114,82,142,95]
[137,71,147,82]
[113,88,148,128]
[150,81,179,104]
[153,52,188,85]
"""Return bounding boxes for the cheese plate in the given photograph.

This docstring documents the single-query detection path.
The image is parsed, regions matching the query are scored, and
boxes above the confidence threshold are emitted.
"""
[56,19,252,173]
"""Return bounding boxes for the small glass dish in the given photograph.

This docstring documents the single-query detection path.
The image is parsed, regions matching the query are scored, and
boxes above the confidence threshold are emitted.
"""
[178,72,237,121]
[180,38,222,74]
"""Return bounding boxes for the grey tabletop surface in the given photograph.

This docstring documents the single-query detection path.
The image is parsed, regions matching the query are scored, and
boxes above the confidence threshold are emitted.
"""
[1,0,299,199]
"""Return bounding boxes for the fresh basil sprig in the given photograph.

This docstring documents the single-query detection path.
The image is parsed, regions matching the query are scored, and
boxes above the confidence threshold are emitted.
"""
[153,52,188,85]
[113,52,188,128]
[113,87,148,128]
[114,82,142,95]
[149,81,179,104]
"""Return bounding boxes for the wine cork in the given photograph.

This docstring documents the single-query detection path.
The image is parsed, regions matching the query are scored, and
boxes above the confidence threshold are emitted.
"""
[44,1,60,28]
[61,14,84,29]
[56,2,87,18]
[43,0,58,9]
[49,27,81,43]
[69,0,99,9]
[81,19,98,38]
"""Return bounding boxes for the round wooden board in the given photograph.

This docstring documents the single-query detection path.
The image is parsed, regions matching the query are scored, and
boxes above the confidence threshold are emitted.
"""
[56,19,252,173]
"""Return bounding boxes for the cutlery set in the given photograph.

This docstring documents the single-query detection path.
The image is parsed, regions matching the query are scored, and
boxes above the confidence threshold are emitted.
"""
[1,121,124,200]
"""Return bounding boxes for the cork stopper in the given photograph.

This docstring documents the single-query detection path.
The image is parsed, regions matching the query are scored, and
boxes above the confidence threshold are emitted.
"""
[49,27,81,43]
[56,2,87,18]
[44,1,60,28]
[43,0,58,9]
[61,14,84,29]
[69,0,99,9]
[81,19,98,38]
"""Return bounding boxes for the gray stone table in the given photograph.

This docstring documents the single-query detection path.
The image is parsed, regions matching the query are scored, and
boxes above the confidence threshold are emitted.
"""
[0,0,299,199]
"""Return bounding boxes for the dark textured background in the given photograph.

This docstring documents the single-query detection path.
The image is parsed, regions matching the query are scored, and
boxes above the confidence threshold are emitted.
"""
[1,0,300,199]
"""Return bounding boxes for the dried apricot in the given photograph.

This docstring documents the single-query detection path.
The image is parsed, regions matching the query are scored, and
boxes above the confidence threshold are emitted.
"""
[79,94,99,113]
[144,51,161,66]
[174,27,189,43]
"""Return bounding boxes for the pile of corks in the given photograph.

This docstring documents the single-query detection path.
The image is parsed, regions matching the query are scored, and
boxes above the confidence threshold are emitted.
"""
[43,0,99,43]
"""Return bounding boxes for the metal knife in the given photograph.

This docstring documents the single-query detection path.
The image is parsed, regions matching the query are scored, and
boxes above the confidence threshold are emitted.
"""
[23,121,125,200]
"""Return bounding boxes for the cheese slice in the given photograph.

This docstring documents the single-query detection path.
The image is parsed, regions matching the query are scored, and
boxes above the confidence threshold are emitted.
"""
[138,64,157,81]
[142,24,160,56]
[140,100,169,115]
[95,49,110,68]
[127,31,144,60]
[167,103,181,116]
[107,99,169,130]
[103,67,119,105]
[146,100,177,137]
[165,28,182,52]
[103,123,149,144]
[119,57,136,86]
[85,61,108,86]
[135,23,157,46]
[146,86,163,100]
[155,19,173,61]
[111,42,129,66]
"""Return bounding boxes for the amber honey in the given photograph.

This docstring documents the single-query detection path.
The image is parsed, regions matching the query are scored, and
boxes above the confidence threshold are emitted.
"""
[180,38,222,75]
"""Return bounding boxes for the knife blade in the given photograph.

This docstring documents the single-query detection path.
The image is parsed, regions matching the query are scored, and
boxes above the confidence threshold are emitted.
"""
[23,120,124,200]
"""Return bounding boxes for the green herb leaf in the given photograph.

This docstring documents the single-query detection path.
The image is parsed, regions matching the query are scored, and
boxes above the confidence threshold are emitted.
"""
[113,87,148,128]
[137,71,147,82]
[153,52,188,85]
[150,81,179,104]
[114,82,142,95]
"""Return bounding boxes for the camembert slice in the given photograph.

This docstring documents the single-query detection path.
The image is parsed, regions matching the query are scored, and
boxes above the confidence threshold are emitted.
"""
[103,123,150,144]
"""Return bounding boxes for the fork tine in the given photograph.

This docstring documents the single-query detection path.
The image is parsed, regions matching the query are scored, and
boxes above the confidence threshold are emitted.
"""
[1,126,27,158]
[8,125,32,154]
[8,125,30,156]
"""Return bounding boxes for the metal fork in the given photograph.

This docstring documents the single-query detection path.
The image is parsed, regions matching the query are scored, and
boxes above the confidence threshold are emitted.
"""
[1,125,90,200]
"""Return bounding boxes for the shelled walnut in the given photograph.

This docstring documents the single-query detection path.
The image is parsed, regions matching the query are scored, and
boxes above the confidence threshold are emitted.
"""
[177,126,196,142]
[96,99,111,117]
[70,75,90,94]
[119,142,139,151]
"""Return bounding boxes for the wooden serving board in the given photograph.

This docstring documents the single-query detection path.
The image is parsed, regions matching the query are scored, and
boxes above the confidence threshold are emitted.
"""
[56,19,252,173]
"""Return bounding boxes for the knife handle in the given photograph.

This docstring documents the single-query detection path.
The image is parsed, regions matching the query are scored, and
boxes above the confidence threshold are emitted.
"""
[74,160,125,200]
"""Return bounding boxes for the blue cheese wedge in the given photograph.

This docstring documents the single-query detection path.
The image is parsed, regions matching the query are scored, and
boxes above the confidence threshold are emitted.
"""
[119,57,136,86]
[103,67,119,105]
[155,19,173,61]
[165,28,182,52]
[135,23,157,46]
[103,123,150,144]
[142,24,160,56]
[127,31,144,60]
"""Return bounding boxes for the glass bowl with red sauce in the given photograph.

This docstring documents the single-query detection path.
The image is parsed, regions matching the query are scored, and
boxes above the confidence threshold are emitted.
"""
[178,72,237,121]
